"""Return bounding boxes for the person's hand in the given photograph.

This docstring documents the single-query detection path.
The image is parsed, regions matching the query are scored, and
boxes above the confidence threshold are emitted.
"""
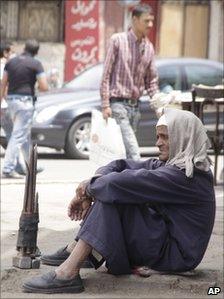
[102,107,112,120]
[81,198,92,220]
[67,196,92,221]
[68,180,93,221]
[76,179,92,202]
[67,196,83,221]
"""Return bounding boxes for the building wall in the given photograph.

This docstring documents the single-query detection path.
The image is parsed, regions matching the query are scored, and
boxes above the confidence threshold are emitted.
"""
[0,0,64,42]
[0,1,19,40]
[208,0,224,62]
[158,1,210,59]
[159,3,184,57]
[1,0,65,83]
[183,4,209,58]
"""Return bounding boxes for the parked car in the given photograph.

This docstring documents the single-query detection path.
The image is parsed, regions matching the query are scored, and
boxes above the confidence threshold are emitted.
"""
[1,58,223,159]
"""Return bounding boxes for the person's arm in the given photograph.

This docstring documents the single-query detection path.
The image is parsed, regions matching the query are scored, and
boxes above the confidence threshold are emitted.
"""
[70,159,165,219]
[0,71,8,102]
[85,158,164,198]
[68,180,93,221]
[94,158,163,176]
[37,73,48,92]
[144,44,159,100]
[100,35,118,118]
[35,60,49,92]
[88,166,204,206]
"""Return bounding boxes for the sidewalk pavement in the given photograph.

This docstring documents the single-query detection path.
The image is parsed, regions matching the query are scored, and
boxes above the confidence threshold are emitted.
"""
[1,155,223,298]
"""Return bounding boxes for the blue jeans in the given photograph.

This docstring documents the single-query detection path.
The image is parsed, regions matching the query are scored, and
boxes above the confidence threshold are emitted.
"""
[3,96,34,174]
[111,102,141,160]
[1,106,26,173]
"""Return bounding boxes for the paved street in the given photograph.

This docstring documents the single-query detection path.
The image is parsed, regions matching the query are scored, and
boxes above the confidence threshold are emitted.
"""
[1,149,223,298]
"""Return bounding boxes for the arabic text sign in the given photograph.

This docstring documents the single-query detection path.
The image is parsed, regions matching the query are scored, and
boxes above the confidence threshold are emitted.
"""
[65,0,99,81]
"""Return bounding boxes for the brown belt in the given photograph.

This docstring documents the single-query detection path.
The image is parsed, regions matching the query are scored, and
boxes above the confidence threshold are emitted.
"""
[110,97,138,107]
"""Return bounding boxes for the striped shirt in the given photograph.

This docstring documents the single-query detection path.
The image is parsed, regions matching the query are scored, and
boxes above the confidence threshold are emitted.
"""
[100,28,159,108]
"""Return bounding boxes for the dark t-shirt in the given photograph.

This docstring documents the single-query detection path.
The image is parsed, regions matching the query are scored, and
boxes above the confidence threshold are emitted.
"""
[4,52,44,96]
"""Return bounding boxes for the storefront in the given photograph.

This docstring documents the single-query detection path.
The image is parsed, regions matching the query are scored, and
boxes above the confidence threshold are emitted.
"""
[64,0,159,81]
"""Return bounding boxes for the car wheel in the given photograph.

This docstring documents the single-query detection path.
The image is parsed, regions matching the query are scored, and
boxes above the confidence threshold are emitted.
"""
[0,136,7,149]
[65,117,91,159]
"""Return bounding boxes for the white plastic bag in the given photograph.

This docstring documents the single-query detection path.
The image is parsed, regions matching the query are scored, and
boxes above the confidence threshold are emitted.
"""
[89,109,126,166]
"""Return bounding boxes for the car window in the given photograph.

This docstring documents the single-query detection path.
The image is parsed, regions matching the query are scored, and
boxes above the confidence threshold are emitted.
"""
[185,65,223,89]
[65,64,103,90]
[158,65,182,92]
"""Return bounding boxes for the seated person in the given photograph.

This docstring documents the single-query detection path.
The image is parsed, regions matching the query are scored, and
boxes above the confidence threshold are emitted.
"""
[23,108,215,294]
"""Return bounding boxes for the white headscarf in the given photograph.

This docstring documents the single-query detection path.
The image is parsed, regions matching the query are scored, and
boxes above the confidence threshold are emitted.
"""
[157,108,212,178]
[156,114,167,127]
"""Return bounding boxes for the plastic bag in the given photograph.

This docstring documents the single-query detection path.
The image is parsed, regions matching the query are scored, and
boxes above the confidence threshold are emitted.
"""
[89,110,126,166]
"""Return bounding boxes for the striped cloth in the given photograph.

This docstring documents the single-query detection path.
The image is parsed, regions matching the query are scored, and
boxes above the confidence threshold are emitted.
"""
[100,28,159,108]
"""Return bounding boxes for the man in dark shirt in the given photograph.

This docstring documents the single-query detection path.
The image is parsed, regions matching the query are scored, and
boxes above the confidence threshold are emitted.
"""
[0,39,48,178]
[0,41,25,174]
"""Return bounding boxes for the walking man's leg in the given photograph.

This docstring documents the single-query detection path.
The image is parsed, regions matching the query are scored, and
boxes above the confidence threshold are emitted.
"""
[1,108,26,174]
[55,239,92,279]
[111,103,140,160]
[3,100,34,175]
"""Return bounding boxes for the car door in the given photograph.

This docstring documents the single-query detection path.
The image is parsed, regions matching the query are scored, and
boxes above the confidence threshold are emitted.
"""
[158,64,183,92]
[183,63,223,91]
[137,95,157,147]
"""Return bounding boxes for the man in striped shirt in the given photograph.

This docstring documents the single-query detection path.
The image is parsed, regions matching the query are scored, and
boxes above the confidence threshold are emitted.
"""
[100,4,159,160]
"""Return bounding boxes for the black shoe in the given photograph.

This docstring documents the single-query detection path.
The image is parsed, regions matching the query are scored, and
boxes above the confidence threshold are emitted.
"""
[41,246,93,268]
[22,270,84,294]
[2,171,23,179]
[41,246,70,266]
[17,166,44,176]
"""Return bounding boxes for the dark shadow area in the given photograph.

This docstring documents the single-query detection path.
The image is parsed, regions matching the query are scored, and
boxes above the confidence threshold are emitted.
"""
[38,152,68,160]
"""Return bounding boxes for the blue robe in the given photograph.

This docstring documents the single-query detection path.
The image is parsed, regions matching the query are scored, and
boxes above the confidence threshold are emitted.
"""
[76,158,215,275]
